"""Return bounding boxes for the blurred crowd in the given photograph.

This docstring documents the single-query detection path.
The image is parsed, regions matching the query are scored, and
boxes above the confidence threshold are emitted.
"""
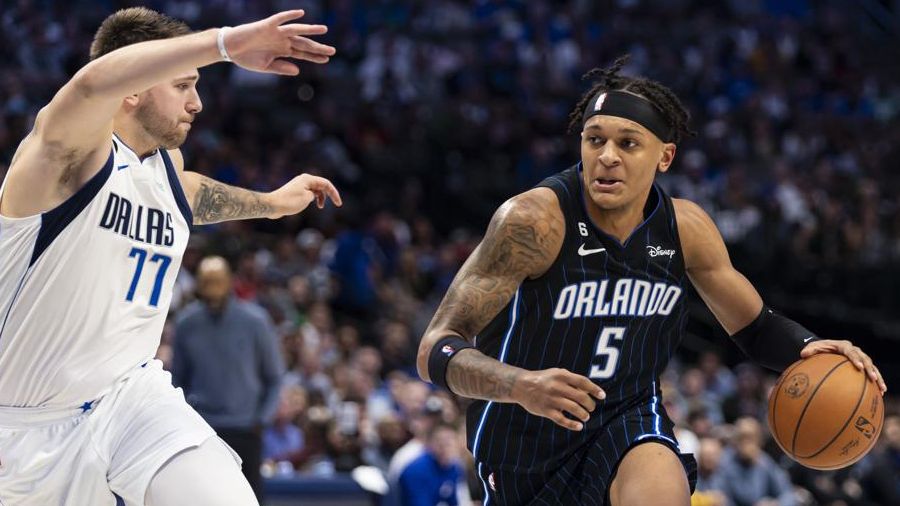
[2,0,900,504]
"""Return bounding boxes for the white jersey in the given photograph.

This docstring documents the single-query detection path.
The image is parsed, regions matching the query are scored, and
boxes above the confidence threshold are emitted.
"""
[0,135,192,407]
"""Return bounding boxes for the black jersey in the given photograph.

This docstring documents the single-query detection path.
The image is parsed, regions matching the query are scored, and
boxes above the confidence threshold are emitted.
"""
[466,163,689,473]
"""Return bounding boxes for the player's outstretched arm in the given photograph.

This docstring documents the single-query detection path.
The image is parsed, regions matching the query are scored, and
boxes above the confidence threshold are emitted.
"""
[38,9,333,150]
[180,170,341,224]
[417,189,605,431]
[2,10,334,218]
[675,199,886,393]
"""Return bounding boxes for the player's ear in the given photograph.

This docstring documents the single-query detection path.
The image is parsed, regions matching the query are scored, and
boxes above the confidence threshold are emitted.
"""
[122,93,140,109]
[657,142,676,173]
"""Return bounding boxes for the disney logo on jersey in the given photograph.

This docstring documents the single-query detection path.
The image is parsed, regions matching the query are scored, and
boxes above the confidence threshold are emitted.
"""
[647,245,676,258]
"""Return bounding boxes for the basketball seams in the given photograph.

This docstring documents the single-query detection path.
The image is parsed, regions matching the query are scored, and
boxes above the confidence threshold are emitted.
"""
[769,357,807,452]
[809,397,882,470]
[797,364,867,459]
[789,358,849,456]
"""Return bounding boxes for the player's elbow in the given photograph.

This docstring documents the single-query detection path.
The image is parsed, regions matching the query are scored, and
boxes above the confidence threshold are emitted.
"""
[416,334,436,383]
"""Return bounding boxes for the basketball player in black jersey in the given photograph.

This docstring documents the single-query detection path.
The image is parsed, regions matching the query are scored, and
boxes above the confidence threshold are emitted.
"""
[416,56,887,506]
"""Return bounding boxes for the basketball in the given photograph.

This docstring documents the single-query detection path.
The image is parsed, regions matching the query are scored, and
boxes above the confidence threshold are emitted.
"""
[767,352,883,470]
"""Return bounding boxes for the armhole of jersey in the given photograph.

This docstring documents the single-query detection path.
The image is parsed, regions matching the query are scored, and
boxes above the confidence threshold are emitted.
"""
[30,149,115,266]
[159,149,193,227]
[664,193,688,275]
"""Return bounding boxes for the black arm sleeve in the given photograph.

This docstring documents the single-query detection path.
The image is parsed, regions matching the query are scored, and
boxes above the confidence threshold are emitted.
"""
[729,306,819,372]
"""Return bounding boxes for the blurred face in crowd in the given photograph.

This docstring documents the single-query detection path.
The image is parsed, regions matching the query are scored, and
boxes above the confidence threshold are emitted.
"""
[697,438,723,475]
[428,425,461,468]
[196,256,232,309]
[885,416,900,450]
[580,109,675,213]
[129,71,202,149]
[733,417,763,463]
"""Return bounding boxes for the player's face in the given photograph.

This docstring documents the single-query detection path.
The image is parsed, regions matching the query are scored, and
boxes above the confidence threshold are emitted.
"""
[135,71,202,149]
[580,115,675,211]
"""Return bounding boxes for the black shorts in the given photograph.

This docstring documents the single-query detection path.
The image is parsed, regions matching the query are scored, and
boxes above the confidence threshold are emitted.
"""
[474,397,698,506]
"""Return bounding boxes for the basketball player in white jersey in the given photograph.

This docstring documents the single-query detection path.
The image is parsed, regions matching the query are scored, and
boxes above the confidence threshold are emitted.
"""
[0,8,339,506]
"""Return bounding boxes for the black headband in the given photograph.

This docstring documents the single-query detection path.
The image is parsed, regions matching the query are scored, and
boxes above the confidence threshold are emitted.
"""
[581,90,674,142]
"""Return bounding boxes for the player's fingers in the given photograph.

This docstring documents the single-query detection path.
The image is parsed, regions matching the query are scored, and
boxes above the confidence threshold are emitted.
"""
[548,410,583,431]
[291,50,330,64]
[856,351,876,379]
[305,176,342,206]
[562,385,596,413]
[270,9,306,25]
[291,36,337,55]
[799,340,836,358]
[280,23,329,38]
[842,344,867,370]
[563,372,605,401]
[553,397,590,423]
[266,59,300,76]
[315,192,325,209]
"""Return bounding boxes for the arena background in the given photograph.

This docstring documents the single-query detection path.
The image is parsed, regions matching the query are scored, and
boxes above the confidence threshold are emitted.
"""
[1,0,898,504]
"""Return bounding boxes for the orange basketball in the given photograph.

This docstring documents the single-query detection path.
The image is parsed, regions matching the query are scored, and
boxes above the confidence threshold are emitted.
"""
[767,352,883,470]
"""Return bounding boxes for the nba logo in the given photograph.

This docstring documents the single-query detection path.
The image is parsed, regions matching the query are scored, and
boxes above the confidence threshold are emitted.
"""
[441,345,454,356]
[488,472,497,491]
[594,92,608,111]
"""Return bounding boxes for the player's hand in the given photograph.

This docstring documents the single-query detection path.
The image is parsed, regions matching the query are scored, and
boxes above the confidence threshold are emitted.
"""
[512,368,605,431]
[266,174,342,218]
[223,10,336,76]
[800,340,887,394]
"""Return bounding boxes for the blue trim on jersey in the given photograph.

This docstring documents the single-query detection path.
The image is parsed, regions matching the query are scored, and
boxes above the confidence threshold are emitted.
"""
[635,380,680,449]
[159,150,194,226]
[477,462,491,505]
[29,150,114,266]
[472,288,521,458]
[575,162,662,248]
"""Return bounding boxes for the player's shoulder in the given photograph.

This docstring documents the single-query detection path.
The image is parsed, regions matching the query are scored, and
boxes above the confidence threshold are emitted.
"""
[493,187,563,229]
[485,187,565,278]
[672,198,717,236]
[671,198,728,270]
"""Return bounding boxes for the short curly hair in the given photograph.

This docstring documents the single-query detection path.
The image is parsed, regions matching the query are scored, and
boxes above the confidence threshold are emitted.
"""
[90,7,191,61]
[567,55,696,143]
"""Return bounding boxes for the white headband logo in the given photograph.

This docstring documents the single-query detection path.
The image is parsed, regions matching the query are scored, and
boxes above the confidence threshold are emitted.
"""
[593,92,608,111]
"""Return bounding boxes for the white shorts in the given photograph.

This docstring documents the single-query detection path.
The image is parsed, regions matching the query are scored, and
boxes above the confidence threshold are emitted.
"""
[0,360,238,506]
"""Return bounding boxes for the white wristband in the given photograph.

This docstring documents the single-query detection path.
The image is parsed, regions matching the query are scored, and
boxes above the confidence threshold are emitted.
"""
[217,27,232,62]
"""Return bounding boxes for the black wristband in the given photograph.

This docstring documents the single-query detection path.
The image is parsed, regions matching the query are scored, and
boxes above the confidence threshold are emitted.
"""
[428,336,475,390]
[730,306,819,372]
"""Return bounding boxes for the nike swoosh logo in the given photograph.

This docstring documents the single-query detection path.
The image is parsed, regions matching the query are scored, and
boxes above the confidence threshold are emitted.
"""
[578,244,607,256]
[803,336,815,343]
[116,164,129,171]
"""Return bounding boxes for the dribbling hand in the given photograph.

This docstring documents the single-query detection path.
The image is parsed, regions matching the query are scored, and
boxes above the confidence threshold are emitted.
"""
[266,174,342,218]
[512,368,606,431]
[223,10,336,76]
[800,339,887,394]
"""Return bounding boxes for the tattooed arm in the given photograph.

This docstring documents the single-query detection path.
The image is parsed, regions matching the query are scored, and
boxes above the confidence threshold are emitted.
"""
[417,188,605,431]
[172,150,341,225]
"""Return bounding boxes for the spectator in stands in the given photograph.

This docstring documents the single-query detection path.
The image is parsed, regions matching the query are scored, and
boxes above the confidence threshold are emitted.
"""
[721,364,767,424]
[717,418,796,506]
[172,256,285,500]
[398,422,464,506]
[693,437,730,506]
[263,385,308,464]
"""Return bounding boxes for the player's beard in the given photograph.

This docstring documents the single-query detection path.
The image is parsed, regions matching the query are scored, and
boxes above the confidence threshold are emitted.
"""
[135,98,188,150]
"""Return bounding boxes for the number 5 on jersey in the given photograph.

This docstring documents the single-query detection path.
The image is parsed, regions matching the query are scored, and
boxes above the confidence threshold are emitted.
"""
[589,327,625,380]
[126,247,172,307]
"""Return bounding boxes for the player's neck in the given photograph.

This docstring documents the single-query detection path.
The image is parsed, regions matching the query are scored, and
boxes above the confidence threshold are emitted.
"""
[585,194,649,244]
[112,123,159,160]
